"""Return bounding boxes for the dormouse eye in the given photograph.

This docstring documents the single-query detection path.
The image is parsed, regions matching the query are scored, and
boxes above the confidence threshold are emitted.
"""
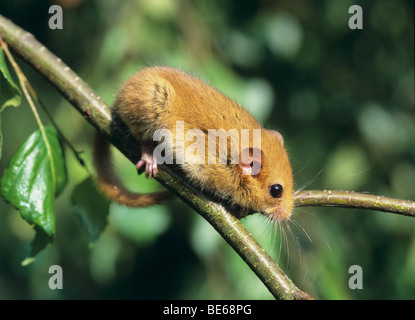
[269,184,283,198]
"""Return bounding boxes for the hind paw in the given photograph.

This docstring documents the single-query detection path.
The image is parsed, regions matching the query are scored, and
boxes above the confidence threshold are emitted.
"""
[136,145,158,178]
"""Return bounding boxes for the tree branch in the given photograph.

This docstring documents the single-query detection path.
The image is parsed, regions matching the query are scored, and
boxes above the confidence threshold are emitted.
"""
[0,14,313,300]
[295,190,415,217]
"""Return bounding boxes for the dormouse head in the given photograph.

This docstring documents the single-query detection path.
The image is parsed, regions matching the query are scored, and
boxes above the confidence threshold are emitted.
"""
[238,129,293,221]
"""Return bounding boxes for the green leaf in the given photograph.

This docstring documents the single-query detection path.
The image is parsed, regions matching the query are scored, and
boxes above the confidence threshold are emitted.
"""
[0,48,22,160]
[1,126,67,261]
[0,117,3,161]
[21,226,53,266]
[71,177,110,242]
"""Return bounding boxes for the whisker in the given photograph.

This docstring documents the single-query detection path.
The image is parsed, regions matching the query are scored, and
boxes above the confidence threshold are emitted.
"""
[264,215,275,251]
[290,216,312,245]
[283,222,291,269]
[294,166,326,195]
[278,221,285,264]
[270,218,279,253]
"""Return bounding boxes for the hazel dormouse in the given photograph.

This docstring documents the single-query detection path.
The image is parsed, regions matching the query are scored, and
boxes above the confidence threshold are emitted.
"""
[94,67,293,221]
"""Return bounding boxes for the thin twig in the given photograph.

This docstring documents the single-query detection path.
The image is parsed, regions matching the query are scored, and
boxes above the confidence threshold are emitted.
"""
[18,69,88,169]
[295,190,415,217]
[0,36,57,188]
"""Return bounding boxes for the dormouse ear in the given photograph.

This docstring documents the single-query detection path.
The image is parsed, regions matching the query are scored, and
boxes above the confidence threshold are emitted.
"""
[268,129,284,146]
[240,147,264,176]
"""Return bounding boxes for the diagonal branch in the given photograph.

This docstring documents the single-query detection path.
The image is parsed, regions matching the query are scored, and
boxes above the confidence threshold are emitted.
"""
[0,14,313,300]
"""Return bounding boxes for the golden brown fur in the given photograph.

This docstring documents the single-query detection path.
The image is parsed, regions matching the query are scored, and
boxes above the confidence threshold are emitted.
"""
[94,66,293,221]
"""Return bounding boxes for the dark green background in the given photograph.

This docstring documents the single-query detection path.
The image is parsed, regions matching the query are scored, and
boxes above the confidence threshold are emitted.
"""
[0,0,414,299]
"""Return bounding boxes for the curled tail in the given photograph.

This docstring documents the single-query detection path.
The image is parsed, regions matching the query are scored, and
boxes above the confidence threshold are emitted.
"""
[93,132,173,207]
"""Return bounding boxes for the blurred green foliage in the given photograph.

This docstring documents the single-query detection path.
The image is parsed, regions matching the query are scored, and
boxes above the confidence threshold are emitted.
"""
[0,0,414,299]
